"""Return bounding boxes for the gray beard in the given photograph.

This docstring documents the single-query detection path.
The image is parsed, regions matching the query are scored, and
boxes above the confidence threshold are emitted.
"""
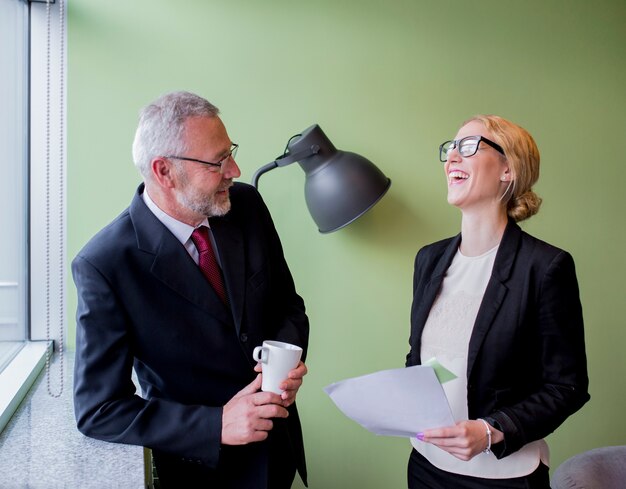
[176,184,232,218]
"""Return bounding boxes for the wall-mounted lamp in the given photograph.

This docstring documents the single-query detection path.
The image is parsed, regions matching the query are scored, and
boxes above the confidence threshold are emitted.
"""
[252,124,391,233]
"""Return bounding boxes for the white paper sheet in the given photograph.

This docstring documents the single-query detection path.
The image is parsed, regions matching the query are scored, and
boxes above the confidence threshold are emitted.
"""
[324,365,454,437]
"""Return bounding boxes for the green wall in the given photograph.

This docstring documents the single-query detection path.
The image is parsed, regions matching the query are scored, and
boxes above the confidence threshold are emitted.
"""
[68,1,626,486]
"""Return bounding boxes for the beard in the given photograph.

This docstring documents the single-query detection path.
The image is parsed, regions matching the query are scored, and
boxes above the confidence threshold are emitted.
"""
[175,170,233,217]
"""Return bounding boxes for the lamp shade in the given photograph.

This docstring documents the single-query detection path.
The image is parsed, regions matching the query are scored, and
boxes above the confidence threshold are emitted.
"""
[252,124,391,233]
[289,125,391,233]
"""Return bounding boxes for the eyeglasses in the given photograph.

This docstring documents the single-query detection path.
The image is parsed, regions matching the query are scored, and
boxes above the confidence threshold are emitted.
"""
[439,136,504,163]
[165,143,239,172]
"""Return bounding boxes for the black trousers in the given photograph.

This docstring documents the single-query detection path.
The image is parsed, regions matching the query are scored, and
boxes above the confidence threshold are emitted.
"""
[408,449,550,489]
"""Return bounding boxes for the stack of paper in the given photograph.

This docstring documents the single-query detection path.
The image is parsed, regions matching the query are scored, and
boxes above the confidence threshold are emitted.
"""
[324,364,455,437]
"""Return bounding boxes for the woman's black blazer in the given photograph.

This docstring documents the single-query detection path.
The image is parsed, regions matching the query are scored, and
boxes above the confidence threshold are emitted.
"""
[406,219,590,458]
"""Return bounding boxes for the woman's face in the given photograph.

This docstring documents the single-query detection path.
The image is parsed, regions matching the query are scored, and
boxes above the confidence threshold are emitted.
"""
[444,120,510,213]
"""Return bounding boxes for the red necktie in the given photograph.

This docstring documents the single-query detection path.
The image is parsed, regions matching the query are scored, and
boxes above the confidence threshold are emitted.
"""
[190,226,228,304]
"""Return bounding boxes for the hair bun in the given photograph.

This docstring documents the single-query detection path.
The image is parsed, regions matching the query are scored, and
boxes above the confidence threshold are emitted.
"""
[508,189,542,222]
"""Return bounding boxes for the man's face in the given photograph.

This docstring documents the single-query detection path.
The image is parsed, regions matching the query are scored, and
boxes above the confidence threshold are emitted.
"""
[173,116,241,218]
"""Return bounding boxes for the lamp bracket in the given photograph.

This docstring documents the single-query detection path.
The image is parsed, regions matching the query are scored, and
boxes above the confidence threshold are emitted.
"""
[274,144,320,167]
[252,144,320,188]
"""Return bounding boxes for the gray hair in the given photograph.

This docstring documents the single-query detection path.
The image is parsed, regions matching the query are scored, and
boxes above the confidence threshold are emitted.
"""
[131,91,220,179]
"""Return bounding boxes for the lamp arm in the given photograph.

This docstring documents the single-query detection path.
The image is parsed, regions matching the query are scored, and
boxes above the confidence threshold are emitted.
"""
[252,161,278,188]
[251,145,320,189]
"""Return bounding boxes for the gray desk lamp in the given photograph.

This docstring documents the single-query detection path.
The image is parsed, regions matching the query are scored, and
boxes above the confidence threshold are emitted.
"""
[252,124,391,233]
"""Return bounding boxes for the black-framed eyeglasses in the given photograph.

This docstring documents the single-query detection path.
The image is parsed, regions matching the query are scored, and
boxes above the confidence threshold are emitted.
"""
[165,143,239,171]
[439,136,504,163]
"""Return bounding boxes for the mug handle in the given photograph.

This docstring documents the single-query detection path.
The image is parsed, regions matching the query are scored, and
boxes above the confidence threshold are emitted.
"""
[252,346,268,364]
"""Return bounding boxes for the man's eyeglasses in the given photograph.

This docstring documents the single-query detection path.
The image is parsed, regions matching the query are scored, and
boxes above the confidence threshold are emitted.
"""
[439,136,504,163]
[165,143,239,172]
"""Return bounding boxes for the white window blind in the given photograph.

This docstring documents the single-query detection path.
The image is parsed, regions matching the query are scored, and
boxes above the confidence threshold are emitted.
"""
[0,0,29,367]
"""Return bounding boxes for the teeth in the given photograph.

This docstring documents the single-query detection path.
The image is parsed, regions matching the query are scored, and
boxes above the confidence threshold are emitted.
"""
[448,171,468,181]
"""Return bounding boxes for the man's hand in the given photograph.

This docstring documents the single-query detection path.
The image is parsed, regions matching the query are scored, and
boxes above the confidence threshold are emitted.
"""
[280,361,307,406]
[254,361,308,407]
[221,374,288,445]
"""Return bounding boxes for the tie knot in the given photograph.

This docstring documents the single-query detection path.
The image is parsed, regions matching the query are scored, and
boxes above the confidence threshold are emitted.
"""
[191,226,211,253]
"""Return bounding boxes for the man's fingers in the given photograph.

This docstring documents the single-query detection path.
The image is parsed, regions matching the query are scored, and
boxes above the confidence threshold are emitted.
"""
[222,389,288,445]
[255,419,274,432]
[248,430,269,443]
[279,377,303,392]
[288,362,308,379]
[255,402,289,419]
[251,390,283,407]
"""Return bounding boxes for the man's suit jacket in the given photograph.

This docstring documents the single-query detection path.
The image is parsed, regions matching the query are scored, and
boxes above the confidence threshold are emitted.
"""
[406,219,589,458]
[73,182,309,485]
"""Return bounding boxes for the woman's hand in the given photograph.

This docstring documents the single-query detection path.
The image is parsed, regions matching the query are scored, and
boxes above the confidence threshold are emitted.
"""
[417,419,503,461]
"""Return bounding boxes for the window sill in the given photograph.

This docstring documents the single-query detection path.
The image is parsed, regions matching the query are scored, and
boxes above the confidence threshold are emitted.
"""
[0,341,49,434]
[0,351,147,488]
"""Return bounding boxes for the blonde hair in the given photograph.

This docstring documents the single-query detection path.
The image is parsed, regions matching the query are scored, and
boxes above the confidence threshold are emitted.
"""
[463,115,542,222]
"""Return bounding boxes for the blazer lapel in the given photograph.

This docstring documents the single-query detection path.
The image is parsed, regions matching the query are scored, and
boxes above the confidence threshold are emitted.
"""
[210,215,245,334]
[129,185,232,326]
[427,234,462,294]
[466,220,522,377]
[411,234,461,363]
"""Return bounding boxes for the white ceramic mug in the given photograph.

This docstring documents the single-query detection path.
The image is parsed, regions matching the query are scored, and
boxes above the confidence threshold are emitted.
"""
[252,340,303,394]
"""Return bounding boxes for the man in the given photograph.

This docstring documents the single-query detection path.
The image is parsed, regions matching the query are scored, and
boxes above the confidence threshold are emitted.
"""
[72,91,309,488]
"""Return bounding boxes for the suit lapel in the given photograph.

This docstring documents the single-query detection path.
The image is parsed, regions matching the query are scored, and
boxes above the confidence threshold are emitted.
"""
[129,185,232,326]
[466,220,521,377]
[411,234,461,362]
[210,215,245,333]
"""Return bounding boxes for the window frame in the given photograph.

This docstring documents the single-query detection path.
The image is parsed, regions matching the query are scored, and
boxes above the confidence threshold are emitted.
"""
[0,0,30,352]
[0,0,66,434]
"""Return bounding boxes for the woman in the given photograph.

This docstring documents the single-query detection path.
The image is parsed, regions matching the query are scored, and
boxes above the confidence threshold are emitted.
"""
[406,115,589,488]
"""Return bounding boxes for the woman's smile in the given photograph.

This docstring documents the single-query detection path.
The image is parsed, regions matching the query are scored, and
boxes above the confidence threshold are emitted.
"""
[448,170,469,185]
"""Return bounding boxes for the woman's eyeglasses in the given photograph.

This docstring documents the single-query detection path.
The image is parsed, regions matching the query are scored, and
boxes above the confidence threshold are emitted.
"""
[439,136,504,163]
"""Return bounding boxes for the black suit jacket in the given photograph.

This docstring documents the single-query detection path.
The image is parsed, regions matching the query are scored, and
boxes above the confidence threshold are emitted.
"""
[406,219,589,458]
[72,183,309,485]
